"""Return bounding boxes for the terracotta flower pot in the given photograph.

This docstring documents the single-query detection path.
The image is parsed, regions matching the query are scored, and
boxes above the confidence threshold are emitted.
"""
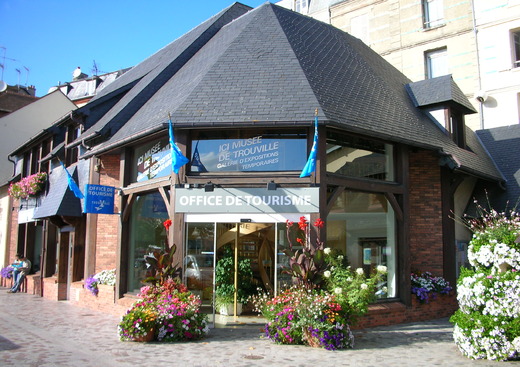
[133,329,155,342]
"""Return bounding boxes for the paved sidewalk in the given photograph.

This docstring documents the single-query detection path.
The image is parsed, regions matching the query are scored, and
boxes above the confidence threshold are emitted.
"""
[0,288,505,367]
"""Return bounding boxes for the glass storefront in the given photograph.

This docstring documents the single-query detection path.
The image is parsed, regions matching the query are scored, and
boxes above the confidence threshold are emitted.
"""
[326,132,395,181]
[127,191,169,292]
[184,220,295,313]
[190,130,307,173]
[326,190,397,298]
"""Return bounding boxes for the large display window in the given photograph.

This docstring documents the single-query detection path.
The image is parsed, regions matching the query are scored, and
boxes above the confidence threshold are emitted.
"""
[190,129,307,173]
[126,191,169,292]
[326,190,397,298]
[326,132,395,181]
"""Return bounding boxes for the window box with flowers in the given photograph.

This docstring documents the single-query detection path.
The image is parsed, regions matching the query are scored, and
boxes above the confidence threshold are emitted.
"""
[8,172,47,200]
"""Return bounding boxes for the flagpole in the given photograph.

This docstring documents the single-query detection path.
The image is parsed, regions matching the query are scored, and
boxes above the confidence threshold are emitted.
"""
[314,108,318,186]
[168,112,177,187]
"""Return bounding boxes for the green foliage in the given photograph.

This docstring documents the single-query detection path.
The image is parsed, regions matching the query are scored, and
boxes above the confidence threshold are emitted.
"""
[282,217,327,288]
[323,250,387,324]
[214,245,254,306]
[143,242,181,286]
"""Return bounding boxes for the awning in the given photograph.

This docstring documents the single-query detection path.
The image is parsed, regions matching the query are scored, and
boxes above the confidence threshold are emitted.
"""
[33,165,83,219]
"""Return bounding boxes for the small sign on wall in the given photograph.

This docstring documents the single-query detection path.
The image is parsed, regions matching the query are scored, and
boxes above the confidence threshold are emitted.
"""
[83,185,115,214]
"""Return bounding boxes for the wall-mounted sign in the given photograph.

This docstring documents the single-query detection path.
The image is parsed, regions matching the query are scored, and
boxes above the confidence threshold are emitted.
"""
[175,187,319,213]
[84,185,115,214]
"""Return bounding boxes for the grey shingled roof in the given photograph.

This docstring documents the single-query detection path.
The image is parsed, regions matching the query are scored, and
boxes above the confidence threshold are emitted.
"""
[470,125,520,212]
[406,75,477,114]
[78,2,502,182]
[33,165,82,219]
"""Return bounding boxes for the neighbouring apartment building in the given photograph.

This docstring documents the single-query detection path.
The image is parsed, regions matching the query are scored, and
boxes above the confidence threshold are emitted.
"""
[4,2,509,327]
[278,0,520,131]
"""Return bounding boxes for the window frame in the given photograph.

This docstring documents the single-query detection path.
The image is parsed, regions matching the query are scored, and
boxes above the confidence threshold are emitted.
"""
[422,0,444,29]
[425,47,448,79]
[512,29,520,68]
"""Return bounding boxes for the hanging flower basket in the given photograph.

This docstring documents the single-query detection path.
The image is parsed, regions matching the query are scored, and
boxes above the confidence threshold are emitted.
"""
[8,172,47,200]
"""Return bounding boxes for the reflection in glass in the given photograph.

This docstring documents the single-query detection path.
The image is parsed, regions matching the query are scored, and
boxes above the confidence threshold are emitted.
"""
[191,131,307,172]
[127,192,169,293]
[327,190,397,298]
[185,223,215,307]
[326,133,394,181]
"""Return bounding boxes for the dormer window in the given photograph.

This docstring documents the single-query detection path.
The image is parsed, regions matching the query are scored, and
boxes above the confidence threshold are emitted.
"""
[407,75,476,149]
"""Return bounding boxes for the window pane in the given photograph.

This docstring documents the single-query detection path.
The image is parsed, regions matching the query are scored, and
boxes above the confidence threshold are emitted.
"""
[127,192,169,293]
[426,48,448,78]
[327,190,397,298]
[186,223,215,307]
[424,0,444,28]
[513,30,520,68]
[131,138,172,183]
[191,131,307,173]
[326,133,394,181]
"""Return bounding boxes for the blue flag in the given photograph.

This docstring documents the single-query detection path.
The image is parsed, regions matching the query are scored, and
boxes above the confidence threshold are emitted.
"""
[169,118,189,174]
[300,115,319,178]
[60,161,84,199]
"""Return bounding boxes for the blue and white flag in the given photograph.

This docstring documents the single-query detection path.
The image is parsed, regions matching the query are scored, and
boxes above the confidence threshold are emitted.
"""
[168,117,189,174]
[60,161,84,199]
[300,114,319,178]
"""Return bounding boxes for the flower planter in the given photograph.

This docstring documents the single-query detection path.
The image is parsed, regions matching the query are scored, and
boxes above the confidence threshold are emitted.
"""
[132,330,155,342]
[303,328,321,348]
[218,303,242,316]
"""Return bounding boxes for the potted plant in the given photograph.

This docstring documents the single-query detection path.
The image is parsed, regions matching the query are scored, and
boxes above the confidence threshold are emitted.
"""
[214,244,254,315]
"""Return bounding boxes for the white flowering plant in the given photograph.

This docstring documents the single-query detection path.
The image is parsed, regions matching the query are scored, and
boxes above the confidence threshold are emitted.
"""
[323,249,387,324]
[450,202,520,361]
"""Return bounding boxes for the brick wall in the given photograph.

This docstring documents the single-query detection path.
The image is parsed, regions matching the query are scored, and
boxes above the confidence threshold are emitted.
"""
[95,155,120,273]
[408,150,444,276]
[354,294,458,329]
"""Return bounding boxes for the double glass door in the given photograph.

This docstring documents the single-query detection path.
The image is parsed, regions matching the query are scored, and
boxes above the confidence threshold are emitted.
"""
[185,221,293,315]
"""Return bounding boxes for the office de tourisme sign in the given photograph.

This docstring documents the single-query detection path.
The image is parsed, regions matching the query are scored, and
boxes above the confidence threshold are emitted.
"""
[175,187,319,213]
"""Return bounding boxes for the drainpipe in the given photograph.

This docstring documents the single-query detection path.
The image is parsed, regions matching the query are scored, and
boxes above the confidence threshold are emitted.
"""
[471,0,485,129]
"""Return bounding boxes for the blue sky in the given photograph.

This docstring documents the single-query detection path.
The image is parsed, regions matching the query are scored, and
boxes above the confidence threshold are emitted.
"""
[0,0,269,97]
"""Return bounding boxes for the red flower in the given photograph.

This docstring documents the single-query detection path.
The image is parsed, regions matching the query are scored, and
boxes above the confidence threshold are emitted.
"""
[298,216,308,230]
[296,238,304,244]
[286,220,294,227]
[314,218,324,228]
[163,219,172,231]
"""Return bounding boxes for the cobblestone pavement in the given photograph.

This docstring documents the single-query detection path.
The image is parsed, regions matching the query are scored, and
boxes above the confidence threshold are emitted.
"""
[0,289,506,367]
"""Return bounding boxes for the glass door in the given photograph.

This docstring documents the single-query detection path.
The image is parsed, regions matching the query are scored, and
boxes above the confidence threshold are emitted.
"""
[184,215,308,319]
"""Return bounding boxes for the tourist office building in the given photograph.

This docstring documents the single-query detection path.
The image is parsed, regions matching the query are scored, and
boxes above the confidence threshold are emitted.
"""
[7,3,504,327]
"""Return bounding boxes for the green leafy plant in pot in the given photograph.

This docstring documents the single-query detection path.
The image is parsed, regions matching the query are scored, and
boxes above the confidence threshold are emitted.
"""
[215,244,254,315]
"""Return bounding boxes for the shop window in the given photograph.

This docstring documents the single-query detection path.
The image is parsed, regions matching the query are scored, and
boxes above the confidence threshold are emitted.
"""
[126,191,169,293]
[512,29,520,68]
[190,129,307,173]
[425,48,448,79]
[327,190,397,298]
[131,138,171,183]
[326,132,395,182]
[423,0,444,29]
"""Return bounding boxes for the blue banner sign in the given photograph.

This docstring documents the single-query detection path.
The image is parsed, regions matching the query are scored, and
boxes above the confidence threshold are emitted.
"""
[84,185,115,214]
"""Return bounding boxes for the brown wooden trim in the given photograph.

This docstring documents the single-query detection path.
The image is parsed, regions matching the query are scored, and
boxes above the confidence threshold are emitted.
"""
[158,186,172,218]
[384,192,403,222]
[398,146,411,306]
[325,185,346,216]
[122,193,135,222]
